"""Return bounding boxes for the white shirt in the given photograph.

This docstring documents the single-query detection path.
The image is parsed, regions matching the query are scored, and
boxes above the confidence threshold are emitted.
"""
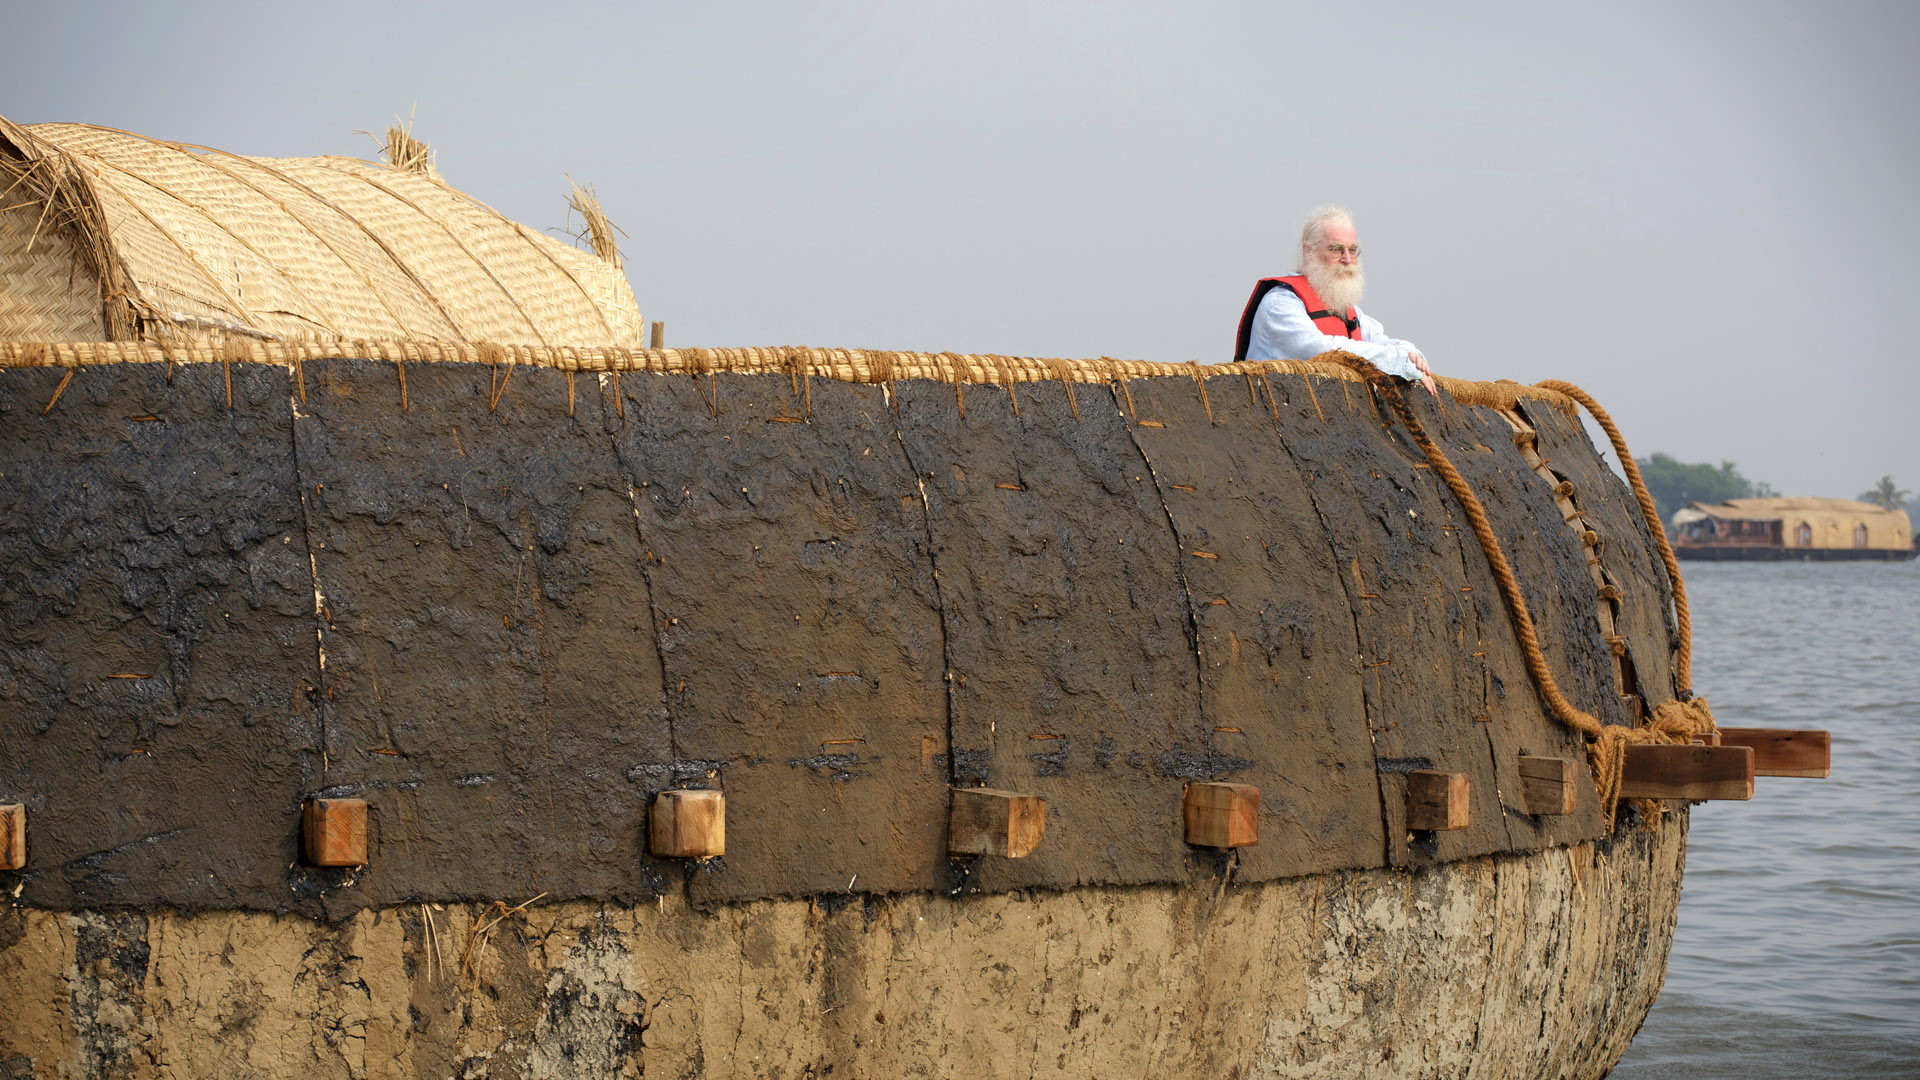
[1242,284,1424,383]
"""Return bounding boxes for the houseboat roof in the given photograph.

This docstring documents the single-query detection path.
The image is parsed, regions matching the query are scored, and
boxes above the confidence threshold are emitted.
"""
[1672,497,1910,532]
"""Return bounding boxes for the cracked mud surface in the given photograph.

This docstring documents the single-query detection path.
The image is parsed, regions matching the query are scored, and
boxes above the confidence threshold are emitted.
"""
[0,819,1684,1079]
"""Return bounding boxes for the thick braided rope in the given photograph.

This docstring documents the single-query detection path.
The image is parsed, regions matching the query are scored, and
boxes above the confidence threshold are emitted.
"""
[1533,379,1694,694]
[1317,354,1713,826]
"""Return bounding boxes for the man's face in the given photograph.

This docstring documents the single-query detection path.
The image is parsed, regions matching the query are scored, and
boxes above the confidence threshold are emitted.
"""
[1305,220,1361,275]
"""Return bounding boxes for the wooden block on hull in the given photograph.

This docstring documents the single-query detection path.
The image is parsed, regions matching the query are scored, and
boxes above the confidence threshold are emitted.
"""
[1183,782,1259,848]
[1619,744,1753,801]
[0,804,24,870]
[650,789,725,858]
[303,798,368,867]
[1517,756,1578,816]
[1407,771,1470,831]
[949,787,1046,858]
[1717,728,1830,778]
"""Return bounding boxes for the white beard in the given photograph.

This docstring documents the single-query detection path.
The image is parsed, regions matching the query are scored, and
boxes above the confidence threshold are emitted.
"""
[1304,261,1364,314]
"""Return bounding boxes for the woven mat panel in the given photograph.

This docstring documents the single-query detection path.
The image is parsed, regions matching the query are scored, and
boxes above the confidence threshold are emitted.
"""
[322,157,634,347]
[38,124,362,340]
[47,124,461,340]
[17,122,644,348]
[28,125,230,331]
[0,198,106,342]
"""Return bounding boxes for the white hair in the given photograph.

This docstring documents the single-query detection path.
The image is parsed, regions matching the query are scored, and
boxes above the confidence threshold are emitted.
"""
[1297,205,1355,269]
[1296,205,1364,310]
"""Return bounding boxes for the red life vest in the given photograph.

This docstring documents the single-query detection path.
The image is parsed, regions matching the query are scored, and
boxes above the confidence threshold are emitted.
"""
[1233,274,1361,361]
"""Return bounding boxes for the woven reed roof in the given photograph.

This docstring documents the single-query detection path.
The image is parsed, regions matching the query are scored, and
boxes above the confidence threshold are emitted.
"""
[0,116,643,348]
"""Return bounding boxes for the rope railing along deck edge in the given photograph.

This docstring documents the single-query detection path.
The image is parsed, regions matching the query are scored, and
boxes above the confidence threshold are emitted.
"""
[0,339,1580,414]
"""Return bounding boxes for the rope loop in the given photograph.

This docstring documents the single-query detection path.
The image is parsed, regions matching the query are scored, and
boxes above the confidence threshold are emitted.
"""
[1315,353,1717,829]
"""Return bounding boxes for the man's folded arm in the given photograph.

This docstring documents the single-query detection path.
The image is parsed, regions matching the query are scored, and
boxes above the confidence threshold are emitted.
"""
[1246,290,1422,382]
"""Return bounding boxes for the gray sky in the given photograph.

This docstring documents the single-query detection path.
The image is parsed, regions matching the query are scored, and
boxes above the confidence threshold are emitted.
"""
[7,1,1915,500]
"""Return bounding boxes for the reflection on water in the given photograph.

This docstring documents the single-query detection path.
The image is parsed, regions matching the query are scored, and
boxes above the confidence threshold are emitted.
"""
[1612,561,1920,1078]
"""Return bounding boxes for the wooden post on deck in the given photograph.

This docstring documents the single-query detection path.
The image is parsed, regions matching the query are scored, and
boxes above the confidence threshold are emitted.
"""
[303,798,369,867]
[1716,728,1830,777]
[650,789,726,858]
[949,787,1046,858]
[0,804,24,870]
[1183,782,1260,848]
[1407,770,1471,831]
[1619,744,1753,800]
[1517,756,1578,816]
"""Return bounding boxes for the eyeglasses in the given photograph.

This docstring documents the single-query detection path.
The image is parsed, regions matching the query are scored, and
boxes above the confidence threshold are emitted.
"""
[1321,243,1361,258]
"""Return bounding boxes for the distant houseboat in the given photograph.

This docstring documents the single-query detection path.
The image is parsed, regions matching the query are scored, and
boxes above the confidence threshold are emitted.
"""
[1671,497,1916,560]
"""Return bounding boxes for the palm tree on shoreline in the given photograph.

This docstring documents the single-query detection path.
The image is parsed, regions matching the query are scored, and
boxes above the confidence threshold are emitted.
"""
[1858,475,1911,511]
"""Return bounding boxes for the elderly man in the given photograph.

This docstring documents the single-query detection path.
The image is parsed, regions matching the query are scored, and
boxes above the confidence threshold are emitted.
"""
[1233,206,1436,395]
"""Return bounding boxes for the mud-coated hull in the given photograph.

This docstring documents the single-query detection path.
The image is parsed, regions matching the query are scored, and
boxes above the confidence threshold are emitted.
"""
[1,348,1689,1077]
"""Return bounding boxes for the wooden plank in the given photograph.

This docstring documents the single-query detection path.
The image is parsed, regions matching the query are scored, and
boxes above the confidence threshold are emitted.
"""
[649,789,725,858]
[1517,756,1578,816]
[948,787,1046,858]
[0,804,23,870]
[1407,770,1470,831]
[1619,744,1753,801]
[1717,728,1830,778]
[1183,782,1259,849]
[302,798,368,867]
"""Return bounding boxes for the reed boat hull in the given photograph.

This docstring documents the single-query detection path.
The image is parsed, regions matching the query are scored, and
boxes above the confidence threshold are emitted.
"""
[1,351,1689,1078]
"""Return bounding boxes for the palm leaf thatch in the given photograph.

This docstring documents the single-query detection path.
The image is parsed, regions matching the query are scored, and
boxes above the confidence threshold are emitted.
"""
[0,115,643,347]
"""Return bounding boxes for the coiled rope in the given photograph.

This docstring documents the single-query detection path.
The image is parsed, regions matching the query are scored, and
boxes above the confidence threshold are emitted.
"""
[1320,354,1716,827]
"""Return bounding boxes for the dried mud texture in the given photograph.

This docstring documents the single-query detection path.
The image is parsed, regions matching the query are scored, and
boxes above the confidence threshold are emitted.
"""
[0,815,1686,1079]
[3,360,1668,913]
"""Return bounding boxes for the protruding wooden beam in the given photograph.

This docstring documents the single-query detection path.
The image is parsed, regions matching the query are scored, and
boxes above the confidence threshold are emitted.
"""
[1619,744,1753,801]
[0,804,24,871]
[1517,756,1578,816]
[1183,782,1259,848]
[948,787,1046,858]
[1717,728,1830,778]
[1407,770,1470,831]
[649,320,665,350]
[302,798,369,867]
[650,789,725,858]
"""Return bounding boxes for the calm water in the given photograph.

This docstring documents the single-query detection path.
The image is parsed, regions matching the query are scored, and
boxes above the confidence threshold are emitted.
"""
[1611,561,1920,1078]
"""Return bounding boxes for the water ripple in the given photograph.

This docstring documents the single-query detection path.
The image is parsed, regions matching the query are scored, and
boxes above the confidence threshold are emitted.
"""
[1612,561,1920,1077]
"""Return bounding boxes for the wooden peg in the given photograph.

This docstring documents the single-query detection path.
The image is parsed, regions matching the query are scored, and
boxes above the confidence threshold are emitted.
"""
[1407,770,1470,831]
[948,787,1046,858]
[1716,728,1829,778]
[1183,782,1259,848]
[302,798,368,867]
[649,320,664,349]
[650,789,725,858]
[1517,755,1578,816]
[1,804,24,871]
[1619,744,1753,801]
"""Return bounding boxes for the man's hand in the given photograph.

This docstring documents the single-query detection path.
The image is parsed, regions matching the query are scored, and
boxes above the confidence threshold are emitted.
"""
[1409,351,1437,396]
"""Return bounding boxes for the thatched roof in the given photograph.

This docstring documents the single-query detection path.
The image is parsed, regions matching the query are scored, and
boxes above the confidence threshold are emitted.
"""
[0,117,643,348]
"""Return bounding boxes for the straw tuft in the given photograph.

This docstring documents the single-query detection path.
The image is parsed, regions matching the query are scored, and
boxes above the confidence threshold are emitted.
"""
[381,119,438,179]
[565,177,625,266]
